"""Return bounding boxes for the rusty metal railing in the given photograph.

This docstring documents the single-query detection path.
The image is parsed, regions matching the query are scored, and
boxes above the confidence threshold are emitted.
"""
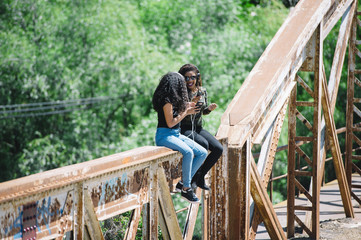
[0,146,187,239]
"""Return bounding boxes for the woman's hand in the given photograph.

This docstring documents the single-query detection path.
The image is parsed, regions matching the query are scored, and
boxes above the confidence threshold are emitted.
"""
[163,102,199,128]
[208,103,217,111]
[192,96,201,103]
[186,102,200,115]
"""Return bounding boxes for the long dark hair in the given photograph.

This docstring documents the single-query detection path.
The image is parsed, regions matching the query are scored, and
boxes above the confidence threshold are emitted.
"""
[152,72,188,113]
[178,63,202,87]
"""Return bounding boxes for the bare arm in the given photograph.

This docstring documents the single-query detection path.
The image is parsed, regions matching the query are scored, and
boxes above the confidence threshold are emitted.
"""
[163,102,198,128]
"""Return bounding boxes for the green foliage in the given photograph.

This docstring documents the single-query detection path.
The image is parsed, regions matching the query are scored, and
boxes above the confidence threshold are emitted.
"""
[0,0,289,183]
[100,211,144,240]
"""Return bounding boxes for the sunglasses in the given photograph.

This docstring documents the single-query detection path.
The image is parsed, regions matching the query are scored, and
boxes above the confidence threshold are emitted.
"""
[184,75,198,81]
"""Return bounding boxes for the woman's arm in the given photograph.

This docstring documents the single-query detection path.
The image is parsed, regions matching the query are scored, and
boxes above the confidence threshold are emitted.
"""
[202,89,217,115]
[204,103,217,115]
[163,102,198,128]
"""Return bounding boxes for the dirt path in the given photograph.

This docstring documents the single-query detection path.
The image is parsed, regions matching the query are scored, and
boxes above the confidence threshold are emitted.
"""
[291,217,361,240]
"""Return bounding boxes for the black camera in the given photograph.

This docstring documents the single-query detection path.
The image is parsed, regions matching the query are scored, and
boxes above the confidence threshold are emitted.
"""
[196,101,204,107]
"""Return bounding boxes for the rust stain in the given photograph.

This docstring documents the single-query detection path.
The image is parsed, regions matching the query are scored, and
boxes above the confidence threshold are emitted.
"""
[63,192,73,216]
[91,168,150,209]
[114,177,127,199]
[50,198,61,222]
[121,156,132,164]
[162,161,173,190]
[1,211,20,238]
[57,191,74,236]
[170,160,182,179]
[161,159,182,190]
[91,185,101,207]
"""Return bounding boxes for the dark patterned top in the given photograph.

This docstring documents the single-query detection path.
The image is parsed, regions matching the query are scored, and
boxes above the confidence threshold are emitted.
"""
[181,87,211,129]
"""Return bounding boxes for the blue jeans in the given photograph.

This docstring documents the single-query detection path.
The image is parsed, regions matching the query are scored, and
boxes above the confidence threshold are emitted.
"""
[155,128,207,188]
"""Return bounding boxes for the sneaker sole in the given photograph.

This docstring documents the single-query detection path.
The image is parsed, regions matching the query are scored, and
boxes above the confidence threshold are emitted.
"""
[181,195,201,204]
[175,188,182,193]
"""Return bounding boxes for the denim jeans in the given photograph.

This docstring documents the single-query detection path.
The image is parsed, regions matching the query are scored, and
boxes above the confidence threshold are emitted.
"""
[155,127,207,188]
[181,126,223,178]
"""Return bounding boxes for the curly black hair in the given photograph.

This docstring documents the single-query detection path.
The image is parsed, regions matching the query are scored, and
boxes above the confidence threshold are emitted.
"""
[178,63,202,87]
[152,72,188,113]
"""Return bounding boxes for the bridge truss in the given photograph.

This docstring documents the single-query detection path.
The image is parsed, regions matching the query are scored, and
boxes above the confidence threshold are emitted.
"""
[216,0,359,239]
[1,0,361,239]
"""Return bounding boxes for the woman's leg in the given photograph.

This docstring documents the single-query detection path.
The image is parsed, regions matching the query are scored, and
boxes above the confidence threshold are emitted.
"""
[178,134,208,181]
[197,128,223,175]
[182,129,209,151]
[156,128,206,188]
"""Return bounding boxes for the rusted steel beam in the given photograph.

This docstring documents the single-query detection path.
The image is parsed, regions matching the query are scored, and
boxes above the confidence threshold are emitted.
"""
[353,105,361,118]
[327,1,355,110]
[0,147,175,204]
[0,185,76,239]
[296,75,314,97]
[353,134,361,147]
[157,167,182,240]
[311,24,322,240]
[241,140,251,240]
[346,2,358,188]
[294,215,312,237]
[75,183,84,240]
[287,24,323,239]
[183,189,201,240]
[295,145,312,166]
[302,3,357,233]
[149,162,158,239]
[158,206,171,240]
[124,206,143,240]
[204,174,212,239]
[251,78,295,144]
[323,0,354,38]
[250,159,286,240]
[86,166,150,221]
[314,0,356,186]
[207,138,228,240]
[217,0,331,146]
[142,203,150,240]
[295,179,312,202]
[227,141,250,240]
[295,136,314,142]
[321,74,355,218]
[0,147,185,239]
[295,101,314,107]
[287,85,297,238]
[295,110,313,131]
[249,100,288,240]
[84,189,104,240]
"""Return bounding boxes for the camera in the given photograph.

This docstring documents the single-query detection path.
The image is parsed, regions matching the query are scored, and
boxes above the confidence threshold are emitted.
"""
[196,101,204,107]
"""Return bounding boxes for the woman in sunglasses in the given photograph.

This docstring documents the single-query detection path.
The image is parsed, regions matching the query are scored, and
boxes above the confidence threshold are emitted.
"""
[153,72,207,203]
[177,64,223,191]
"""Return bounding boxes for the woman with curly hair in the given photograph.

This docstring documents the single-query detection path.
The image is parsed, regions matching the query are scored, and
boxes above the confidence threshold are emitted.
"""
[153,72,207,204]
[178,64,223,191]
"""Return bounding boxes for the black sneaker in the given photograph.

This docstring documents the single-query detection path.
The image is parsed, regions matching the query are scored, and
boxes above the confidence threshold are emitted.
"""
[175,181,183,193]
[192,172,210,191]
[181,188,200,204]
[196,176,210,191]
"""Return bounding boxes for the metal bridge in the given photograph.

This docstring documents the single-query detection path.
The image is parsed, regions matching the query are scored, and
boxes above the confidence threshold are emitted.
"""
[1,0,361,239]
